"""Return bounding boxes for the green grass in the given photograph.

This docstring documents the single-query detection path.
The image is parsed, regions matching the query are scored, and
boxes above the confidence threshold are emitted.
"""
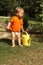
[0,35,43,65]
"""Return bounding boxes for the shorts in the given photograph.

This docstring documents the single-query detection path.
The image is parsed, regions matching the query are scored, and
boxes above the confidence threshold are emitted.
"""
[12,31,20,36]
[15,32,20,36]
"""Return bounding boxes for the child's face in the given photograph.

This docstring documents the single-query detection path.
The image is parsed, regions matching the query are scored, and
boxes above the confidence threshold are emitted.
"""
[18,11,24,18]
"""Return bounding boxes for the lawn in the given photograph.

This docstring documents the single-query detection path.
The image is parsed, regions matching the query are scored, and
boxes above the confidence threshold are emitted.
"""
[0,16,43,65]
[0,35,43,65]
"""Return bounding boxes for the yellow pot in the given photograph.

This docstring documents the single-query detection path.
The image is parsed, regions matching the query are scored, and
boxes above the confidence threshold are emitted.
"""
[22,32,31,46]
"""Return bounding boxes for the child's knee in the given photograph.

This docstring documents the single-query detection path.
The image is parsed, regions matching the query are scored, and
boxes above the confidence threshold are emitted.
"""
[12,37,14,39]
[12,36,15,39]
[17,35,21,39]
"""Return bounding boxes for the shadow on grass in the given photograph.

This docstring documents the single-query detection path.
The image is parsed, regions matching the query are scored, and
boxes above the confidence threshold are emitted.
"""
[0,38,18,46]
[0,38,12,46]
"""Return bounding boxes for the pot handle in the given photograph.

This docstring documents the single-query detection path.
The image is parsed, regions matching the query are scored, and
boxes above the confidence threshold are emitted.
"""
[22,31,28,35]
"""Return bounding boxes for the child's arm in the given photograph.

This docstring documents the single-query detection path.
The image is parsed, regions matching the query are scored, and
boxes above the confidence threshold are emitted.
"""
[7,22,11,29]
[21,25,25,32]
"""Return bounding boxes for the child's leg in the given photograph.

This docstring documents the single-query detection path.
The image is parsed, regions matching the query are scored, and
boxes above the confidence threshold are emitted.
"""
[11,31,15,47]
[17,32,22,46]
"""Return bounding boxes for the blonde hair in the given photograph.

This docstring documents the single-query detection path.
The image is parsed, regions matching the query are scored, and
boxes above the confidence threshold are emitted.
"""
[15,7,24,13]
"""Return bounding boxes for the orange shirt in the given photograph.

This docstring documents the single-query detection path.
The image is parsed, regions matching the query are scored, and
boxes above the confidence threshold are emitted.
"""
[10,16,23,32]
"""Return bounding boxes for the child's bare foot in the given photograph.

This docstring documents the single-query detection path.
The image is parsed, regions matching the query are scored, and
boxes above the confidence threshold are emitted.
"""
[19,44,23,47]
[12,44,15,47]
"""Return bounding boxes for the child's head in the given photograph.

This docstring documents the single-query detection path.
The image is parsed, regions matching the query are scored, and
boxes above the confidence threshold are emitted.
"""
[15,7,24,18]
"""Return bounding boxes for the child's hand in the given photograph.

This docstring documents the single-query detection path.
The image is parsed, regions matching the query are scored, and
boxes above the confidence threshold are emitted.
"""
[6,22,11,30]
[22,30,26,33]
[6,26,9,30]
